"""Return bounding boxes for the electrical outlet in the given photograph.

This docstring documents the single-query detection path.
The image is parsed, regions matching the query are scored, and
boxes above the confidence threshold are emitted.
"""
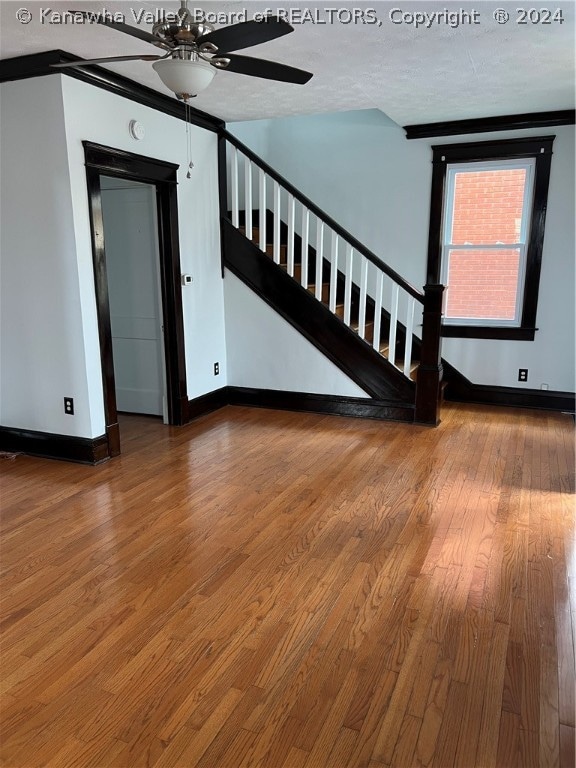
[518,369,528,382]
[541,383,549,390]
[64,397,74,415]
[214,362,220,376]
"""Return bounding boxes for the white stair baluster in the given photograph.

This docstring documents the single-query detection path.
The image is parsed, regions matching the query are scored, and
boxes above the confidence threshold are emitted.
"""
[244,156,252,241]
[273,181,281,264]
[301,207,309,288]
[258,168,266,252]
[373,270,384,352]
[403,296,415,378]
[358,259,368,338]
[329,231,338,312]
[344,245,354,326]
[389,283,399,366]
[287,195,295,277]
[231,145,239,228]
[315,220,324,300]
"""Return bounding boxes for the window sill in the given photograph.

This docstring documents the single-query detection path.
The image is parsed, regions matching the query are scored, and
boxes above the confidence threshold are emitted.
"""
[441,325,537,341]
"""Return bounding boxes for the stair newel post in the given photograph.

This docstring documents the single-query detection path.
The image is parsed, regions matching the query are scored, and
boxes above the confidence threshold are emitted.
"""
[415,284,445,425]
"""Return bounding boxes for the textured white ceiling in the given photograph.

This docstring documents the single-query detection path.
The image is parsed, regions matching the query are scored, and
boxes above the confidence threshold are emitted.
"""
[1,0,574,125]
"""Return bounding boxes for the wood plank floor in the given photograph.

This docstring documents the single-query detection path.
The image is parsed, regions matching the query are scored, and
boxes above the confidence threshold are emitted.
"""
[1,403,574,768]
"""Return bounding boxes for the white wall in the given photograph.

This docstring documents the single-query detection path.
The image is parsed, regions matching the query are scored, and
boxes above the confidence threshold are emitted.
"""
[62,76,227,434]
[229,111,575,392]
[0,76,94,436]
[224,273,368,397]
[0,74,226,439]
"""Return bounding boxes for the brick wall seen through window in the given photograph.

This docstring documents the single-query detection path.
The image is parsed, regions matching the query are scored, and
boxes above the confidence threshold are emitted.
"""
[444,168,528,322]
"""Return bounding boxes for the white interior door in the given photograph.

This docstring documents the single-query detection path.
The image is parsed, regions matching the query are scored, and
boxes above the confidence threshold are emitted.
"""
[100,177,167,419]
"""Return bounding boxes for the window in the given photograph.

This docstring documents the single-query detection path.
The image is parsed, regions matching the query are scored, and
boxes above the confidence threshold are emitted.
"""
[427,137,554,340]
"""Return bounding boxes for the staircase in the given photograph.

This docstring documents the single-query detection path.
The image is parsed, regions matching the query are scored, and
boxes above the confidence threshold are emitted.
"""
[218,132,445,425]
[242,222,419,380]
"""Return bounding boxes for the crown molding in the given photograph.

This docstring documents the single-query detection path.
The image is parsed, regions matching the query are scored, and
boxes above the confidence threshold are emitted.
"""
[0,49,223,133]
[404,110,575,140]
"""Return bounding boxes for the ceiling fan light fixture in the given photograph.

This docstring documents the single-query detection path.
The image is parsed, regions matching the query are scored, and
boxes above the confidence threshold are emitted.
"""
[152,58,215,99]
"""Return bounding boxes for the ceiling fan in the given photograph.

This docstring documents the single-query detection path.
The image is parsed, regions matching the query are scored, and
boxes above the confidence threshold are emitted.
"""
[52,1,313,100]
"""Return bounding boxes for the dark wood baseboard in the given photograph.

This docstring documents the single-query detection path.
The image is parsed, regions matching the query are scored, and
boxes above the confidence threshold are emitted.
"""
[0,384,412,465]
[188,387,229,420]
[442,360,575,411]
[4,379,569,467]
[227,387,415,423]
[190,386,415,422]
[0,426,109,464]
[446,386,575,412]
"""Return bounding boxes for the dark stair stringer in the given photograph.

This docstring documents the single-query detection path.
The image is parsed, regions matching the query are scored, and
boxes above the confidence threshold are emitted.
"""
[223,219,416,419]
[237,210,421,371]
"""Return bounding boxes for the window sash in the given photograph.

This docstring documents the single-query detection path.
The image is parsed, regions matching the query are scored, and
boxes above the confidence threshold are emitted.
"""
[442,245,527,326]
[440,159,536,326]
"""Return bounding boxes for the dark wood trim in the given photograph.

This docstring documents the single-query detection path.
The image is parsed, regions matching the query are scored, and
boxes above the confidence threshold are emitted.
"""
[0,50,62,80]
[522,141,553,332]
[426,153,448,285]
[84,142,189,460]
[155,178,189,426]
[106,423,121,457]
[0,50,223,133]
[0,427,109,464]
[227,388,415,423]
[449,385,575,412]
[441,359,575,412]
[85,163,119,457]
[223,220,415,403]
[430,136,555,163]
[404,110,575,140]
[222,131,424,302]
[426,136,555,339]
[415,284,444,425]
[188,387,228,420]
[190,382,418,423]
[442,325,537,341]
[84,142,179,181]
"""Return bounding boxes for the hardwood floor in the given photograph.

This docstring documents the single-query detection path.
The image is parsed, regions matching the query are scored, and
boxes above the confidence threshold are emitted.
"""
[1,403,574,768]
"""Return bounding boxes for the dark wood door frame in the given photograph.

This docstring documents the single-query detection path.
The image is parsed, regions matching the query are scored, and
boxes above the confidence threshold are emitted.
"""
[84,141,188,458]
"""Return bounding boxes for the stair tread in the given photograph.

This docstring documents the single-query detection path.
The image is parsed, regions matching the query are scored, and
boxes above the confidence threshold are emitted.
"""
[239,226,288,258]
[239,221,420,382]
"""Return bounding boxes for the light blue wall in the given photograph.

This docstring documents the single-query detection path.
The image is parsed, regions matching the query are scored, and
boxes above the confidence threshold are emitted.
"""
[230,110,429,290]
[229,110,575,392]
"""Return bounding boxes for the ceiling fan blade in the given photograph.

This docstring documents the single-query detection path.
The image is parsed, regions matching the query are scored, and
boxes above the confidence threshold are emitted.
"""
[220,54,313,84]
[197,17,293,53]
[52,54,163,68]
[68,11,173,49]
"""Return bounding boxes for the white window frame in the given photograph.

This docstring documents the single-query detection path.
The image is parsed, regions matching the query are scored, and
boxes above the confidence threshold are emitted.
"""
[441,158,536,327]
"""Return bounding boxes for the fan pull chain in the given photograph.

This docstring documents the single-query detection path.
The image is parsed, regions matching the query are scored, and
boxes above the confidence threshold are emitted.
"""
[185,101,194,179]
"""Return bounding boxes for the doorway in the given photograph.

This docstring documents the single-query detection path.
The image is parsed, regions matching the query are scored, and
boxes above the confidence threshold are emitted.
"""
[100,176,167,422]
[84,142,188,459]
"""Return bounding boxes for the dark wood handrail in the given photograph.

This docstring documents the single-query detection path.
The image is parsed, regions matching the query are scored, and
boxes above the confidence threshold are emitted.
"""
[221,129,425,303]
